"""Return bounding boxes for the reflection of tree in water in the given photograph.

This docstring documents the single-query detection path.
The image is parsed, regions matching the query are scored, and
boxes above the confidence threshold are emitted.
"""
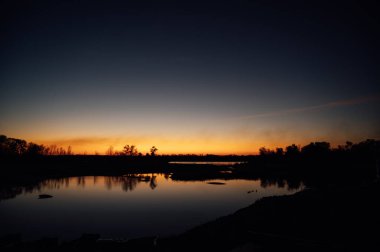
[106,176,147,190]
[0,187,23,201]
[277,179,285,188]
[77,176,85,187]
[105,177,113,190]
[260,179,270,188]
[0,173,305,201]
[64,177,70,187]
[149,175,157,190]
[0,177,73,201]
[121,177,139,192]
[104,175,158,192]
[164,173,171,180]
[260,177,303,191]
[287,179,302,190]
[23,177,72,193]
[104,176,136,191]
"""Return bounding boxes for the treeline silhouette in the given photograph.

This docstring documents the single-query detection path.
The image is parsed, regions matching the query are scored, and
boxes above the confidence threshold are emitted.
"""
[106,144,158,156]
[236,139,380,187]
[2,134,378,159]
[0,134,160,156]
[258,140,379,159]
[0,135,73,156]
[1,134,379,186]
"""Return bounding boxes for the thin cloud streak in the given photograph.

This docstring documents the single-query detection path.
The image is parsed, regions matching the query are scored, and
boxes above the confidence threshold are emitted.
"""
[239,94,380,120]
[39,137,111,146]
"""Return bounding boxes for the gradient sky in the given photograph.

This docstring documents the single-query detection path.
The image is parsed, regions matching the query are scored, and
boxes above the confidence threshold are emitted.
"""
[1,0,379,154]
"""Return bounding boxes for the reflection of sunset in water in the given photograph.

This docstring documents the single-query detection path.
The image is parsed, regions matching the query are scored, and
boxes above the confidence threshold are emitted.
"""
[0,174,302,240]
[22,175,159,193]
[15,173,302,195]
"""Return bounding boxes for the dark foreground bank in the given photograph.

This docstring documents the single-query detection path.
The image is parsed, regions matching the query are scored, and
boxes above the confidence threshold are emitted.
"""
[161,181,380,252]
[2,181,379,252]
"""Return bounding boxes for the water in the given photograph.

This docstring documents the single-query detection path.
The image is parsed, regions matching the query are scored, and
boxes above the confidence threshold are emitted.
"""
[0,174,302,241]
[169,161,247,166]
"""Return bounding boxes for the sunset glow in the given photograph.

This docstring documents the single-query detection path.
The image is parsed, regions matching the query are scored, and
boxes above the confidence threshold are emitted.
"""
[1,0,379,154]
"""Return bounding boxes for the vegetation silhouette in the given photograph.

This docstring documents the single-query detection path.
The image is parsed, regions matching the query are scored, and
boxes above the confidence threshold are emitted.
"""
[150,146,158,156]
[1,134,379,189]
[121,144,139,156]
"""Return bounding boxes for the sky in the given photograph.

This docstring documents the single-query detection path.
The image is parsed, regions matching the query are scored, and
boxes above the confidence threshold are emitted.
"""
[1,0,379,154]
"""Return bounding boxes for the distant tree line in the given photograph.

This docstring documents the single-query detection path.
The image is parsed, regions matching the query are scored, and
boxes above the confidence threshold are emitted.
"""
[2,134,379,161]
[0,135,73,156]
[105,145,158,156]
[0,134,160,157]
[258,139,379,158]
[254,139,380,185]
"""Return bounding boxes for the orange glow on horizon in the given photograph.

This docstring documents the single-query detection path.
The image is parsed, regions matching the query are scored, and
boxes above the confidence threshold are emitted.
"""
[27,135,349,155]
[34,138,261,155]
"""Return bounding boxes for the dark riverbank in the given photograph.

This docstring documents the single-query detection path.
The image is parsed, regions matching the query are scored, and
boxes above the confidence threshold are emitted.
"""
[160,181,380,251]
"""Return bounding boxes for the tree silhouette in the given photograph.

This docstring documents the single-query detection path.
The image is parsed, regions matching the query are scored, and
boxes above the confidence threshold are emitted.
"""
[259,147,274,156]
[8,138,27,155]
[275,148,284,156]
[150,146,158,156]
[67,146,72,155]
[0,135,9,155]
[301,142,330,156]
[122,144,138,156]
[0,135,46,156]
[106,146,114,156]
[26,143,45,155]
[285,144,300,157]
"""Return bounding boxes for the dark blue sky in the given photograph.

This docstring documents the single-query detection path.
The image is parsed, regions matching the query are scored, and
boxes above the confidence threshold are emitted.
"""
[1,0,379,154]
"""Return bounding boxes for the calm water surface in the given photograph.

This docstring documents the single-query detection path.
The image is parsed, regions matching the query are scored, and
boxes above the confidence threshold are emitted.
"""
[168,161,247,165]
[0,174,302,240]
